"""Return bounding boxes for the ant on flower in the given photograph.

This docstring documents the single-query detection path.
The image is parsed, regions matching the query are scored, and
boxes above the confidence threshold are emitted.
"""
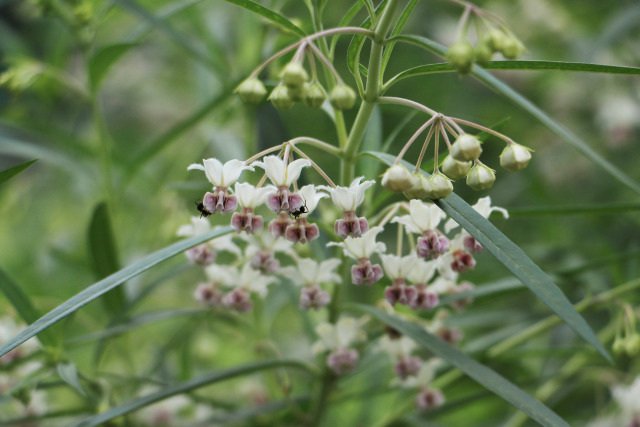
[289,198,308,220]
[195,201,212,218]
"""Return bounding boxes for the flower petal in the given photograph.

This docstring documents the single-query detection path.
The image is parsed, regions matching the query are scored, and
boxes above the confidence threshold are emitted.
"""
[202,158,224,186]
[284,158,312,186]
[221,159,253,187]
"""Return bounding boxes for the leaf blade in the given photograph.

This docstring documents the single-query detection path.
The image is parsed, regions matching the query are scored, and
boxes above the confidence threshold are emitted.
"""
[0,227,233,358]
[223,0,306,37]
[0,159,38,186]
[88,43,137,91]
[355,304,570,427]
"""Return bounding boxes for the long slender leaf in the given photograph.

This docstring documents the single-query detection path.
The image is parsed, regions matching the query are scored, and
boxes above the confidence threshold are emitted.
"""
[74,360,311,427]
[88,43,137,91]
[364,151,610,361]
[88,202,126,316]
[355,304,570,427]
[0,268,57,348]
[389,35,640,195]
[223,0,306,37]
[57,362,86,397]
[380,0,419,79]
[347,0,387,92]
[0,227,233,358]
[384,60,640,89]
[329,1,365,57]
[0,159,38,186]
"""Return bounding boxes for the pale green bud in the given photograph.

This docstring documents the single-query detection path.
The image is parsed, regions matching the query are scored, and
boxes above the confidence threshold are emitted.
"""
[474,42,494,66]
[404,173,430,199]
[280,62,308,88]
[625,333,640,356]
[483,29,507,52]
[500,143,533,172]
[447,40,474,74]
[269,85,294,110]
[304,82,326,108]
[613,336,626,355]
[426,172,453,199]
[287,84,306,102]
[466,164,496,191]
[500,36,525,59]
[382,164,412,193]
[330,84,357,110]
[451,134,483,162]
[441,155,472,180]
[236,78,267,104]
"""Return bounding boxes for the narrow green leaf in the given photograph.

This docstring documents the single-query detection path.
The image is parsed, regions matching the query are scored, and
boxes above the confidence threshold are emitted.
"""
[347,0,386,91]
[223,0,306,37]
[126,0,204,40]
[364,151,610,362]
[88,43,137,91]
[57,362,86,397]
[384,60,640,89]
[111,0,218,70]
[329,1,365,56]
[355,304,570,427]
[0,268,57,348]
[380,0,419,79]
[0,158,38,186]
[88,202,126,315]
[389,35,640,195]
[0,227,233,358]
[74,360,311,426]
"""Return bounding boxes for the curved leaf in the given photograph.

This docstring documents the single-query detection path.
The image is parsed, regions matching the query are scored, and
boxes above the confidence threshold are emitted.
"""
[355,304,570,427]
[88,43,137,91]
[0,227,233,358]
[347,0,387,93]
[388,35,640,195]
[74,360,311,426]
[0,158,38,186]
[223,0,306,37]
[364,151,610,362]
[380,0,419,81]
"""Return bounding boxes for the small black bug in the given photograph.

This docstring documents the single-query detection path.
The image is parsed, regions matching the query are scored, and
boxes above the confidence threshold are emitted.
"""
[195,201,212,218]
[289,198,309,220]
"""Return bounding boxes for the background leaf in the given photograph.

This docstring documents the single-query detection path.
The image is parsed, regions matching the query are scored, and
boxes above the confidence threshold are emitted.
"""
[223,0,306,37]
[0,158,38,186]
[88,43,137,91]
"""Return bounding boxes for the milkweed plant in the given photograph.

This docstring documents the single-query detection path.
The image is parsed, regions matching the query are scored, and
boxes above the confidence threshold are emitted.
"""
[1,0,639,426]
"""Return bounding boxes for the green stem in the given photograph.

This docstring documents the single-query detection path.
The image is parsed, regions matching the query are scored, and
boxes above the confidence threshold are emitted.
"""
[90,92,116,214]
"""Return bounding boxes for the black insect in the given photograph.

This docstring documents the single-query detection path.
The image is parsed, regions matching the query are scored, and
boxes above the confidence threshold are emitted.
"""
[289,198,309,220]
[195,201,212,218]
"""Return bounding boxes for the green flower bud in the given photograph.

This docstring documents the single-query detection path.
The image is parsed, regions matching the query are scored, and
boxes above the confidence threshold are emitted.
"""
[500,143,533,172]
[451,134,483,162]
[404,173,430,199]
[474,42,494,66]
[280,62,308,88]
[483,29,507,52]
[441,155,472,180]
[304,82,327,108]
[466,164,496,191]
[613,336,626,355]
[269,85,294,110]
[382,164,412,193]
[447,40,475,74]
[330,84,357,110]
[500,36,525,59]
[236,78,267,104]
[426,172,453,199]
[287,84,306,102]
[625,333,640,357]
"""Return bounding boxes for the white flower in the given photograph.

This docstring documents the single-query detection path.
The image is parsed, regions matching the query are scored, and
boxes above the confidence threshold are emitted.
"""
[234,182,276,209]
[377,335,416,358]
[435,253,459,281]
[392,200,446,234]
[251,155,311,187]
[312,316,369,354]
[187,158,253,188]
[318,177,374,212]
[328,226,386,259]
[299,184,327,215]
[282,257,342,287]
[429,277,457,294]
[380,254,419,280]
[445,196,508,233]
[204,264,237,286]
[177,221,241,256]
[407,259,437,284]
[612,375,640,421]
[233,264,278,298]
[394,358,443,389]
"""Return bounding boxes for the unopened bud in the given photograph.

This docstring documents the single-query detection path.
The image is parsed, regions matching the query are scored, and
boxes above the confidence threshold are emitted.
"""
[451,134,482,162]
[426,172,453,199]
[441,155,472,180]
[280,62,308,88]
[499,143,532,172]
[304,82,327,108]
[483,29,507,52]
[382,164,412,193]
[269,85,294,110]
[625,333,640,356]
[613,336,626,355]
[447,40,474,74]
[404,173,430,199]
[500,36,525,59]
[330,84,357,110]
[236,78,267,104]
[466,164,496,191]
[474,42,494,66]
